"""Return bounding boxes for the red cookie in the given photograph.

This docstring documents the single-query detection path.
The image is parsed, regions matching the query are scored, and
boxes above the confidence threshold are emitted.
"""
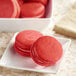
[25,0,48,5]
[14,30,43,57]
[31,36,63,66]
[21,2,45,18]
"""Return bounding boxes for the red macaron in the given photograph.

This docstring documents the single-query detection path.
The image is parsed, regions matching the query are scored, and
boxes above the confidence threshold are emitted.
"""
[25,0,48,5]
[0,0,20,18]
[14,30,43,57]
[31,36,63,66]
[21,2,45,18]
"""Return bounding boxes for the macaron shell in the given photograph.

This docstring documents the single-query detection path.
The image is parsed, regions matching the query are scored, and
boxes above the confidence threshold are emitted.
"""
[14,44,30,57]
[21,3,45,18]
[15,41,30,50]
[25,0,48,5]
[15,43,30,53]
[0,0,16,18]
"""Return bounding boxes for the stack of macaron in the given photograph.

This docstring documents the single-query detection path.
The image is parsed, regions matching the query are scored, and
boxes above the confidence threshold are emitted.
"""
[14,30,43,56]
[14,30,63,66]
[0,0,49,18]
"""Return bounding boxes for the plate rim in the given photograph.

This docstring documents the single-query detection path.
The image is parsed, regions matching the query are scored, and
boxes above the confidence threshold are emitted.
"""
[0,34,71,73]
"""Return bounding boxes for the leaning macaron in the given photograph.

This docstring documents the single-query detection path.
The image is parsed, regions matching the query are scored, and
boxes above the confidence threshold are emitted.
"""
[14,30,43,57]
[21,2,45,18]
[25,0,48,5]
[31,36,63,66]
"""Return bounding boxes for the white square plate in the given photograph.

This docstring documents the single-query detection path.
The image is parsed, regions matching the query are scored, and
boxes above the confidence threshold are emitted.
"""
[0,33,71,73]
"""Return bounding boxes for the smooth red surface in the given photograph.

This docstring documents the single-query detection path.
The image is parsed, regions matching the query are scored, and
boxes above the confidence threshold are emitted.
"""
[25,0,48,5]
[0,0,14,18]
[14,30,43,57]
[0,0,21,18]
[21,2,45,18]
[31,36,63,66]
